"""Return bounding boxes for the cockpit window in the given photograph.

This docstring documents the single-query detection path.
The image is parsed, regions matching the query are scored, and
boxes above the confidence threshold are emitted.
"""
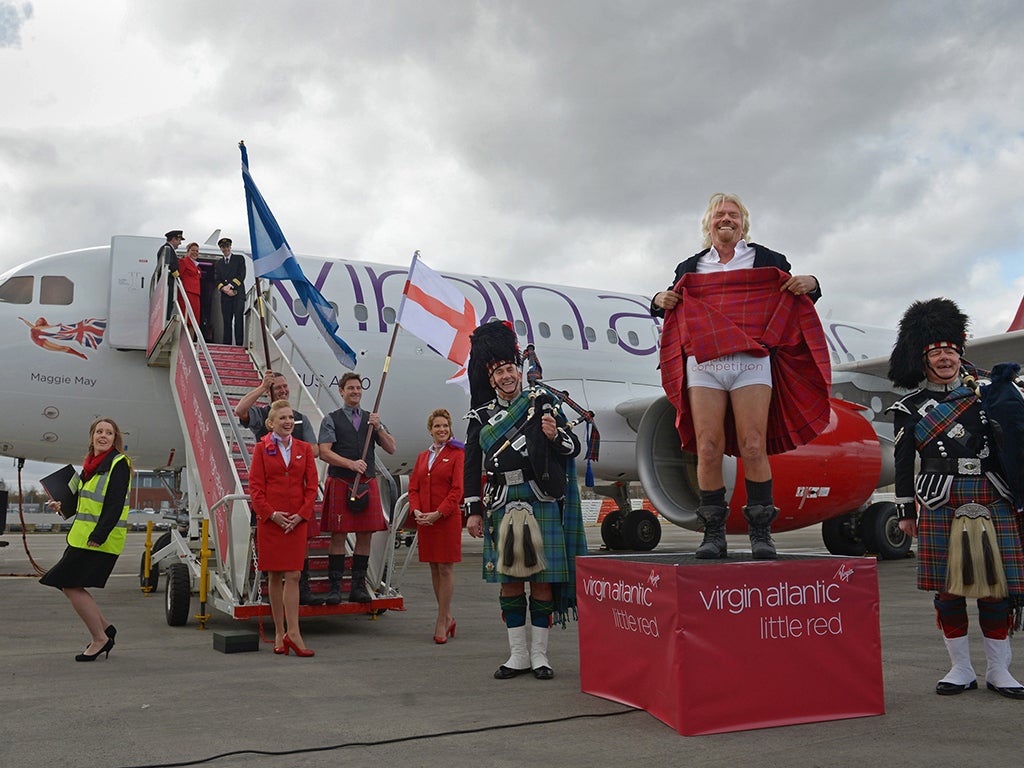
[40,276,74,305]
[0,276,33,304]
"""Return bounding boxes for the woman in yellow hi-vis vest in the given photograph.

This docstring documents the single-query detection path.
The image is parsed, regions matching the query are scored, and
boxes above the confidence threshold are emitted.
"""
[40,417,131,662]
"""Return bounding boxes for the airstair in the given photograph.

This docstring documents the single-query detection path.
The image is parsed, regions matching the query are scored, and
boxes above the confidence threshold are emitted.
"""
[142,266,404,626]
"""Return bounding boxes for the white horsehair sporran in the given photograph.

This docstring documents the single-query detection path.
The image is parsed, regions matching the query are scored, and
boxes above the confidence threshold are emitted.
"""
[945,502,1008,598]
[496,500,546,578]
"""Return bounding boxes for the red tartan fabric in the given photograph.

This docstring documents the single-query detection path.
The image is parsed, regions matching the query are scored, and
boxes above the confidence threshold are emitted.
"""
[321,476,386,532]
[659,267,832,456]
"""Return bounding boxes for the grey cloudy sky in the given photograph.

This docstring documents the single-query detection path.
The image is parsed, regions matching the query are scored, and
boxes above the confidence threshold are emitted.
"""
[4,0,1024,334]
[2,0,1023,489]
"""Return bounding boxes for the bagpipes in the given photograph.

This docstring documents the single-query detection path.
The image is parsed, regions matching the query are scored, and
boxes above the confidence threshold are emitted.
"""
[483,382,600,493]
[978,362,1024,511]
[531,381,600,486]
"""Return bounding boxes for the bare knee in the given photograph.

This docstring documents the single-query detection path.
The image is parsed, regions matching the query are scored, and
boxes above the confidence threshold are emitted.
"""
[530,582,553,601]
[695,435,725,466]
[501,583,526,598]
[740,444,767,467]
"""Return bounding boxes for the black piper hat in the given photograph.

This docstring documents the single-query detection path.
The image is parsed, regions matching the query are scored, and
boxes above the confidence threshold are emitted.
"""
[887,297,969,389]
[165,230,184,240]
[217,237,232,247]
[468,320,521,408]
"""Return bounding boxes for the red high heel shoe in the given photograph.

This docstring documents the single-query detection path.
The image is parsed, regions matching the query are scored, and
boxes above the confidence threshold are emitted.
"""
[282,634,315,657]
[274,642,288,655]
[434,618,456,644]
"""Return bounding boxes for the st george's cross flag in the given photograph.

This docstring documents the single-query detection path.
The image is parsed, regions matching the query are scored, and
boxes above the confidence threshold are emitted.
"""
[396,252,477,389]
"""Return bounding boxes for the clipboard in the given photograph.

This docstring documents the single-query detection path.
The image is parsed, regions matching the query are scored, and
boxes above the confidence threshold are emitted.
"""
[40,464,81,519]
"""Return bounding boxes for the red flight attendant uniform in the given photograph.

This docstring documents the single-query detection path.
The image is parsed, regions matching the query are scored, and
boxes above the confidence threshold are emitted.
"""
[175,254,202,324]
[249,434,318,571]
[407,441,464,563]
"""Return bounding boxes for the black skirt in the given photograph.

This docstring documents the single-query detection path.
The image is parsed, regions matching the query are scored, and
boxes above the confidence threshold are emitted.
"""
[39,545,118,589]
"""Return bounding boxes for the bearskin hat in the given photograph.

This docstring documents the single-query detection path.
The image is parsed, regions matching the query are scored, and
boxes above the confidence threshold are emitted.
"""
[468,320,521,408]
[887,297,969,389]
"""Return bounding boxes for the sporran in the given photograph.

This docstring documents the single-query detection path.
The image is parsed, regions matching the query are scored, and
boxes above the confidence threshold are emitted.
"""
[946,502,1008,598]
[496,500,546,578]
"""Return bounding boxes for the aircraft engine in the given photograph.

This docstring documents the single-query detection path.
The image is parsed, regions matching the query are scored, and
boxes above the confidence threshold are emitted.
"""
[635,395,886,534]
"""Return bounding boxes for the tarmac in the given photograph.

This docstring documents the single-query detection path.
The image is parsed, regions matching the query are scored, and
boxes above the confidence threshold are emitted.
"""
[3,524,1023,768]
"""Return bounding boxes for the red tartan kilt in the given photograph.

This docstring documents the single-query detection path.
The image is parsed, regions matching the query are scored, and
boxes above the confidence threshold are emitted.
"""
[321,476,386,533]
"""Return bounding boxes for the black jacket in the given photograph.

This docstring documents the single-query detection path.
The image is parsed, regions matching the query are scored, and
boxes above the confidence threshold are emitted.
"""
[650,243,821,317]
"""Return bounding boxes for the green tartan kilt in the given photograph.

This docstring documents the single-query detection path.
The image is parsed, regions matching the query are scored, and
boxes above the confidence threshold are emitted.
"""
[482,483,587,584]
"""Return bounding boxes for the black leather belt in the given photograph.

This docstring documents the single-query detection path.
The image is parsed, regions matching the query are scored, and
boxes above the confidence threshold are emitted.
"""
[488,466,535,486]
[920,457,985,476]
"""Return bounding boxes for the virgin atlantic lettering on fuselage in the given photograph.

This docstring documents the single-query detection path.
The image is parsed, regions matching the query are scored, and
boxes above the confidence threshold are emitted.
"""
[265,257,889,375]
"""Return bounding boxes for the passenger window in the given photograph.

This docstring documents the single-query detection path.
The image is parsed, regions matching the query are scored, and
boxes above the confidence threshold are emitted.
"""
[40,276,74,305]
[628,331,639,346]
[584,326,597,343]
[383,306,396,324]
[538,322,551,339]
[0,275,33,304]
[561,324,574,341]
[514,319,527,336]
[292,296,309,318]
[606,329,618,344]
[354,304,369,322]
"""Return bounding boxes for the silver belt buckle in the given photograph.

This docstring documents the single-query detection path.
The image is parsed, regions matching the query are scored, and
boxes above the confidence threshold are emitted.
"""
[504,469,525,485]
[958,458,981,475]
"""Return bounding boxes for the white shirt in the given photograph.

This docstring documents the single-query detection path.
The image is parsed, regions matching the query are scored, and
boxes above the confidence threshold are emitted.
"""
[696,239,756,273]
[427,440,446,470]
[272,433,292,465]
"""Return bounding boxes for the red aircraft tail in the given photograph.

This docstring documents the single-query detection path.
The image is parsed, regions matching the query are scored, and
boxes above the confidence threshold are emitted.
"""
[1009,294,1024,332]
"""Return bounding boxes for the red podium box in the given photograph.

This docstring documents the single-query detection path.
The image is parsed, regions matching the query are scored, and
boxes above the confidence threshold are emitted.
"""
[577,553,884,735]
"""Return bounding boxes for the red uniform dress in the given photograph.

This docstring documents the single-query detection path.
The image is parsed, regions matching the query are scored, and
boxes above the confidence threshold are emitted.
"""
[407,441,464,563]
[249,434,318,571]
[175,254,202,325]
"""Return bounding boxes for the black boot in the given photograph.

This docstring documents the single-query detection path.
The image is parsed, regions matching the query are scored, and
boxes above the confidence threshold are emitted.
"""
[348,554,373,603]
[743,504,779,560]
[695,505,729,559]
[325,553,345,605]
[299,559,325,606]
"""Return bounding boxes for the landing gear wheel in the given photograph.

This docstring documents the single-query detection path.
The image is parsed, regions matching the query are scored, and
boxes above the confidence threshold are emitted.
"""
[862,502,911,560]
[600,511,628,550]
[821,513,866,556]
[624,509,662,551]
[165,563,191,626]
[139,531,172,591]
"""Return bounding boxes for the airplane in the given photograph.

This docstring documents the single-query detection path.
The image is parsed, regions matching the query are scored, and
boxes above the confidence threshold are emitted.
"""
[2,233,1023,564]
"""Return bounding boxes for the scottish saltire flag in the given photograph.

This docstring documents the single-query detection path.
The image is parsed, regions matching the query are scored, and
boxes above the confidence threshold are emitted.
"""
[239,142,357,369]
[396,252,478,391]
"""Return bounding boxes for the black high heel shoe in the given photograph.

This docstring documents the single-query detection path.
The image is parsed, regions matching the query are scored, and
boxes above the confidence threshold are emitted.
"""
[105,625,117,640]
[76,637,114,662]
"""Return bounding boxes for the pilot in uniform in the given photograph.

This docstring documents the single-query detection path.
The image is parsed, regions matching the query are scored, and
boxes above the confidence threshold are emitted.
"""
[158,229,184,321]
[214,237,246,345]
[888,297,1024,699]
[463,320,587,681]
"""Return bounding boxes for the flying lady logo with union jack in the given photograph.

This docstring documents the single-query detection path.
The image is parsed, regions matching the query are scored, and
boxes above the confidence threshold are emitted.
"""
[19,316,107,360]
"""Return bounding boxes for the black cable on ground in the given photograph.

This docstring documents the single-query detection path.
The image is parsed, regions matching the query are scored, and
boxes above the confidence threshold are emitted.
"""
[116,708,641,768]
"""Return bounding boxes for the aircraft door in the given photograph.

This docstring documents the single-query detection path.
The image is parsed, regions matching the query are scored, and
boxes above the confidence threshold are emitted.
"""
[108,235,162,349]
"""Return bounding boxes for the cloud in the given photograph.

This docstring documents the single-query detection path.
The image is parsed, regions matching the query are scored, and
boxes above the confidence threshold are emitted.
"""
[1,0,1023,341]
[0,1,32,48]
